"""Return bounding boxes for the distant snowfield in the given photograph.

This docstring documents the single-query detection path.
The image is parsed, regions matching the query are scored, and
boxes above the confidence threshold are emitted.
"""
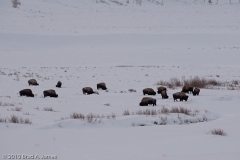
[1,0,240,160]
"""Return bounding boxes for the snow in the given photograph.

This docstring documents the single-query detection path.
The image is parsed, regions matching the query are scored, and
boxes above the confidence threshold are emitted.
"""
[1,0,240,159]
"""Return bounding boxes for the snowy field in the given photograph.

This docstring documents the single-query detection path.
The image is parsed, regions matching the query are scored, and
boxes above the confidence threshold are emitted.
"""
[1,0,240,159]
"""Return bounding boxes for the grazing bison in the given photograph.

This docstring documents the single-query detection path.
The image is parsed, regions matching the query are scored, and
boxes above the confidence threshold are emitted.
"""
[173,92,189,102]
[193,87,200,96]
[181,86,193,93]
[19,89,34,97]
[188,86,194,94]
[56,81,62,88]
[82,87,99,95]
[97,82,107,90]
[28,79,39,86]
[139,97,156,106]
[142,88,156,95]
[161,90,169,99]
[157,86,167,94]
[43,90,58,98]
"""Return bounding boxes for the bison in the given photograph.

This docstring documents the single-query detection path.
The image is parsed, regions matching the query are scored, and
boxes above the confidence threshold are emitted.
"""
[173,92,189,102]
[82,87,99,95]
[56,81,62,88]
[193,87,200,96]
[139,97,156,106]
[181,86,193,93]
[28,79,39,86]
[157,86,167,94]
[97,82,107,90]
[188,86,194,94]
[142,88,156,95]
[161,90,169,99]
[43,90,58,98]
[19,89,34,97]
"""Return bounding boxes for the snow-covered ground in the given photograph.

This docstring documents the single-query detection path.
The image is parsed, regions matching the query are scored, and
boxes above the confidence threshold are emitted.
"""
[1,0,240,159]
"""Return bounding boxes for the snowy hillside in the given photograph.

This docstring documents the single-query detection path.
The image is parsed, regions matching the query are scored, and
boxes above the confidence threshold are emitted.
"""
[0,0,240,160]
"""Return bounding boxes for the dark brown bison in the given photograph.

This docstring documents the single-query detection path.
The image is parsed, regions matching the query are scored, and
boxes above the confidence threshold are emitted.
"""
[28,79,39,86]
[82,87,99,95]
[161,90,169,99]
[173,92,189,102]
[19,89,34,97]
[43,90,58,98]
[97,82,107,90]
[193,87,200,96]
[56,81,62,88]
[148,97,157,106]
[139,97,156,106]
[188,86,194,94]
[142,88,156,95]
[157,86,167,94]
[181,86,193,93]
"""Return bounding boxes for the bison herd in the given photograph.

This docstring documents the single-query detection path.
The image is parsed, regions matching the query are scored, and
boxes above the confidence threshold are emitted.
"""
[20,79,200,106]
[140,86,200,106]
[19,79,106,98]
[20,79,61,98]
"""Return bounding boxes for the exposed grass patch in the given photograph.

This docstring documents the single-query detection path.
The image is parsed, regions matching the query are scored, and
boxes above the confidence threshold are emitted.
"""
[122,110,131,116]
[128,89,136,92]
[135,109,158,115]
[156,76,240,89]
[43,107,56,112]
[7,115,32,124]
[0,117,7,123]
[156,78,182,89]
[70,112,85,120]
[0,101,14,107]
[70,112,116,123]
[86,113,95,123]
[170,107,191,115]
[11,107,22,111]
[210,129,227,136]
[109,0,123,5]
[124,107,192,116]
